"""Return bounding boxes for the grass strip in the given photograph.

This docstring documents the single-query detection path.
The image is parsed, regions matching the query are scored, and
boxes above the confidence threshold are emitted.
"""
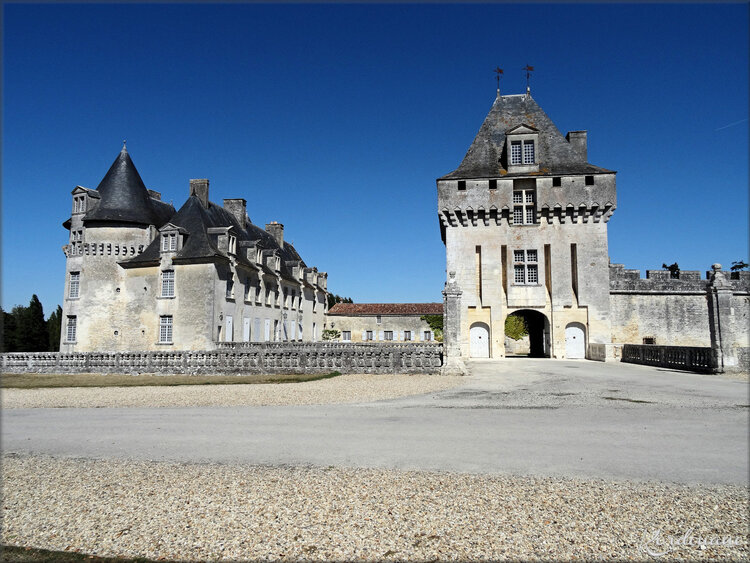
[0,371,342,389]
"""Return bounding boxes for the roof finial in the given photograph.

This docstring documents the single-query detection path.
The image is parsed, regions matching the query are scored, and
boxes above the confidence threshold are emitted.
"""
[523,64,534,96]
[494,66,503,96]
[122,139,127,151]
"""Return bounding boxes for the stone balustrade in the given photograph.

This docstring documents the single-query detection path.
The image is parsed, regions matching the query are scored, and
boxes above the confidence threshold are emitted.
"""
[1,342,443,375]
[621,344,717,373]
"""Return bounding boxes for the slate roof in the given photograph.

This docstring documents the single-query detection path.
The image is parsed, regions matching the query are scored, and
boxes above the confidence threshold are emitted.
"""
[439,93,614,180]
[82,147,175,226]
[121,195,308,283]
[328,303,443,316]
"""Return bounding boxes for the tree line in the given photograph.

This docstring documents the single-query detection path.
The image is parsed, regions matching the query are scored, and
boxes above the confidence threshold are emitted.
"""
[1,295,62,352]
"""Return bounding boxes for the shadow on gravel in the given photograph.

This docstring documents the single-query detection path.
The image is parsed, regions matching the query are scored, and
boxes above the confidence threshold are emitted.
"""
[0,545,161,562]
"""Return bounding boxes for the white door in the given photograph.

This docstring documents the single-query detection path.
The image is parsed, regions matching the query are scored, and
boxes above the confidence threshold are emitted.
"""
[225,316,233,342]
[264,319,271,342]
[242,318,250,342]
[565,323,586,359]
[470,323,490,358]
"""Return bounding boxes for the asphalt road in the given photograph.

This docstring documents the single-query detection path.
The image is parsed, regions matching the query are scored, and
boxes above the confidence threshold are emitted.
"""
[3,360,748,484]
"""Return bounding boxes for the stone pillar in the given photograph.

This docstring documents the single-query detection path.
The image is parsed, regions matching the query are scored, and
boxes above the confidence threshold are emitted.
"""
[708,263,736,372]
[441,271,467,376]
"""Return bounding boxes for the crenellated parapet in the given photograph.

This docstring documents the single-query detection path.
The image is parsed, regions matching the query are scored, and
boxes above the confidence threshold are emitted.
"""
[63,242,146,258]
[609,263,750,294]
[439,202,615,228]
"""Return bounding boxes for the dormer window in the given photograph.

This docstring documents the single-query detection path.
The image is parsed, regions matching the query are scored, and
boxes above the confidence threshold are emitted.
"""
[511,140,535,165]
[73,196,86,214]
[228,234,237,255]
[161,233,177,252]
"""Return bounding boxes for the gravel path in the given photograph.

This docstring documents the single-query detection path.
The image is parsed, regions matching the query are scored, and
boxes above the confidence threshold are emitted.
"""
[2,454,747,561]
[1,373,464,409]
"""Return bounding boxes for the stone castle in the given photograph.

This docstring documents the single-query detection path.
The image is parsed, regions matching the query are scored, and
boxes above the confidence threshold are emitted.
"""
[60,146,328,352]
[52,91,749,374]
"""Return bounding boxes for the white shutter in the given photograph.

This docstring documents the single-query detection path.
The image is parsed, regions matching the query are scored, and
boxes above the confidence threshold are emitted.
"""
[398,331,403,341]
[361,330,367,342]
[379,331,384,341]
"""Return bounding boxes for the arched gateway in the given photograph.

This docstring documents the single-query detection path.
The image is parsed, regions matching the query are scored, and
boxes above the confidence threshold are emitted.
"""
[506,310,550,358]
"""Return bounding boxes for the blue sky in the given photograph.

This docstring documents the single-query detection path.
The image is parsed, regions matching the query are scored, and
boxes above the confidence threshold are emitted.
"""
[2,3,748,316]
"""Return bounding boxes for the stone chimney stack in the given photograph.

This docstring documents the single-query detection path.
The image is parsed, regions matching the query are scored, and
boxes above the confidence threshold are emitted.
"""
[265,221,284,247]
[189,179,209,209]
[566,131,588,161]
[224,198,247,228]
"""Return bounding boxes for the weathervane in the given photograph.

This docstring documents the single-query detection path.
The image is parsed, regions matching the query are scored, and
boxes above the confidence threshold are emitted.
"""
[494,66,503,95]
[523,64,534,93]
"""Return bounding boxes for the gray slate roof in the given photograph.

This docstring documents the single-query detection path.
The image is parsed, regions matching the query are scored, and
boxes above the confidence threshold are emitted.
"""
[83,147,175,226]
[122,195,306,282]
[439,93,614,180]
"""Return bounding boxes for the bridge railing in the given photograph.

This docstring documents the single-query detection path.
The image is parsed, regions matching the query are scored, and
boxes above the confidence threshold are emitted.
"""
[621,344,717,373]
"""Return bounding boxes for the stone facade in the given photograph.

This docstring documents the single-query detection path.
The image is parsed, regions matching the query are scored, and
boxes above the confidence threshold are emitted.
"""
[326,303,442,343]
[60,147,328,352]
[437,91,616,364]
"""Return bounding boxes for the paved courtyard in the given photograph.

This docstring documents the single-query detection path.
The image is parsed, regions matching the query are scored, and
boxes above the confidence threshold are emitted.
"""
[3,359,748,484]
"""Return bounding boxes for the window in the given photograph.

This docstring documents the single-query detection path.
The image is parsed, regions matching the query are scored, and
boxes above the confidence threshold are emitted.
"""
[69,272,80,299]
[552,177,562,187]
[585,175,594,186]
[513,188,536,225]
[489,179,497,190]
[73,196,86,214]
[159,315,173,343]
[161,233,177,252]
[66,316,77,342]
[513,249,539,285]
[457,181,466,191]
[228,234,237,255]
[643,337,656,345]
[244,279,251,301]
[226,277,234,299]
[404,330,411,341]
[342,330,351,341]
[161,270,175,297]
[510,140,535,165]
[423,331,432,341]
[366,330,374,341]
[384,331,393,341]
[376,315,382,325]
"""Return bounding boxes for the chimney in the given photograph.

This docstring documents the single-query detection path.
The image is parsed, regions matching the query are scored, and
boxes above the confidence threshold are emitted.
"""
[566,131,587,161]
[265,221,284,247]
[189,179,209,208]
[224,198,247,228]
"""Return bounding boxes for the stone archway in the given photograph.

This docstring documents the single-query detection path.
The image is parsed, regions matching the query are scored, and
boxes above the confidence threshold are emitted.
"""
[506,310,551,358]
[469,322,490,358]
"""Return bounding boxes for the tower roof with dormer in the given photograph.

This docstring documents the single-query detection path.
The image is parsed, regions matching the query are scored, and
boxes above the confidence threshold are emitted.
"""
[82,147,174,226]
[439,93,613,180]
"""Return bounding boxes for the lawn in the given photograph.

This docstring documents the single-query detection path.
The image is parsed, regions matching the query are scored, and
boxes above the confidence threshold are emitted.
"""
[0,371,342,389]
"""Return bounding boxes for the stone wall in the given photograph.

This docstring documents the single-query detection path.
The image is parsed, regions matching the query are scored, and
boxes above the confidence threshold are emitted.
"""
[609,264,750,372]
[1,342,443,375]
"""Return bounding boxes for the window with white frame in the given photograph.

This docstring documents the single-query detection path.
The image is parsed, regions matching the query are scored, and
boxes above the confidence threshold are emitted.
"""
[66,316,77,342]
[423,331,432,341]
[69,272,80,299]
[376,315,382,325]
[342,330,351,341]
[366,330,374,341]
[404,330,411,341]
[161,233,177,252]
[384,331,393,341]
[228,234,237,255]
[513,188,536,225]
[513,249,539,285]
[159,315,173,343]
[510,140,535,165]
[73,196,86,214]
[161,270,175,297]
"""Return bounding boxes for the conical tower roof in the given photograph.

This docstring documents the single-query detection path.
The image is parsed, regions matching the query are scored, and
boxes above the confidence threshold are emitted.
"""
[83,146,172,226]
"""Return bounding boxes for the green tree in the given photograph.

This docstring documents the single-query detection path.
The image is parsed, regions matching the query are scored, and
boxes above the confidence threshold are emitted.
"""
[1,307,18,352]
[662,262,680,279]
[14,295,48,352]
[505,314,528,341]
[47,305,63,351]
[327,294,353,309]
[420,314,444,341]
[730,260,748,272]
